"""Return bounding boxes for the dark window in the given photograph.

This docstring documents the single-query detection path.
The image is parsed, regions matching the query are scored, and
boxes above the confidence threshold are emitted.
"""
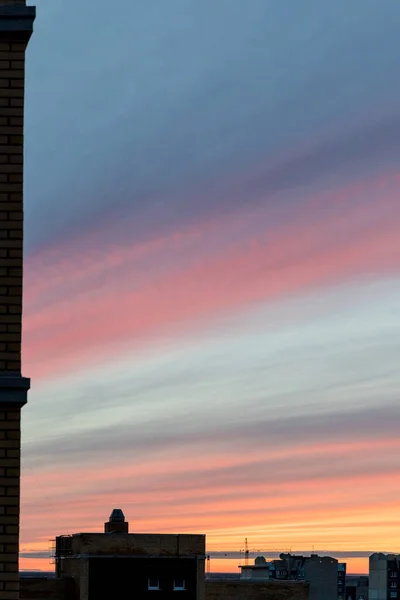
[148,578,160,590]
[174,579,185,591]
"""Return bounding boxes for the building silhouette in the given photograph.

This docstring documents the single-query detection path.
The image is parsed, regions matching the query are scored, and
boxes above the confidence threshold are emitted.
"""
[346,575,369,600]
[369,553,400,600]
[239,553,345,600]
[0,1,35,598]
[54,509,206,600]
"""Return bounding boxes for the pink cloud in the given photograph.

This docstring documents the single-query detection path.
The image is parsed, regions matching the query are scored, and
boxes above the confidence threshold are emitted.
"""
[22,170,400,379]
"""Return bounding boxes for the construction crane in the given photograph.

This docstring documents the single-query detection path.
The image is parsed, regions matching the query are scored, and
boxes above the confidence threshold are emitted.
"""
[244,538,249,566]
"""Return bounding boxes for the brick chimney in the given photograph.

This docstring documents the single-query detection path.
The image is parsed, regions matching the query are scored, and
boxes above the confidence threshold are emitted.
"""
[104,509,129,534]
[0,0,35,598]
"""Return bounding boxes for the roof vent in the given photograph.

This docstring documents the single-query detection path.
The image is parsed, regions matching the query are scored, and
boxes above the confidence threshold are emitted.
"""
[104,509,129,534]
[109,509,125,523]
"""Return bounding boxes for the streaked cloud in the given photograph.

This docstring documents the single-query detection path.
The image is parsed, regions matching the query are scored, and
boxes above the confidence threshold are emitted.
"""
[25,0,400,248]
[19,0,400,571]
[21,278,400,558]
[23,172,400,379]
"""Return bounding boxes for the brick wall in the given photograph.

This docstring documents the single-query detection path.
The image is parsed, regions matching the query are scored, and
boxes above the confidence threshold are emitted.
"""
[20,578,73,600]
[205,580,309,600]
[0,409,21,588]
[0,37,25,375]
[0,1,35,598]
[19,578,309,600]
[68,533,206,558]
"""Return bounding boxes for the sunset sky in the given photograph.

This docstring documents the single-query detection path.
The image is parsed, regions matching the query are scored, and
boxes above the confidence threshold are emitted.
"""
[20,0,400,572]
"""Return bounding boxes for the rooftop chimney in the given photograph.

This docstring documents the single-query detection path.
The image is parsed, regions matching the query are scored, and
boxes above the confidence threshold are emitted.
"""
[104,509,129,534]
[0,1,35,598]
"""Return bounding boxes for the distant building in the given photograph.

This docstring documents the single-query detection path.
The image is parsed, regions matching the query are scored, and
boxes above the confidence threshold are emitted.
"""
[338,562,347,599]
[268,553,309,580]
[239,553,344,600]
[239,556,270,580]
[54,509,206,600]
[346,576,369,600]
[369,553,400,600]
[304,554,339,600]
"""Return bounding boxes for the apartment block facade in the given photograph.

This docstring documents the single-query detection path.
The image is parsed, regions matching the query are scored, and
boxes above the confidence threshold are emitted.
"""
[369,554,400,600]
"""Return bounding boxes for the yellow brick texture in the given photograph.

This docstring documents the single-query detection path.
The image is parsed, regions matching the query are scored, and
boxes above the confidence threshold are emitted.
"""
[0,41,26,374]
[0,410,21,597]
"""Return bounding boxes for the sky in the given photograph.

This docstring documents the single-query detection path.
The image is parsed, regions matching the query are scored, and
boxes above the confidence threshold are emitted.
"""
[20,0,400,573]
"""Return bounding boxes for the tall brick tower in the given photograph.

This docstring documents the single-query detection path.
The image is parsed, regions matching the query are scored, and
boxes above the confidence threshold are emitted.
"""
[0,1,35,598]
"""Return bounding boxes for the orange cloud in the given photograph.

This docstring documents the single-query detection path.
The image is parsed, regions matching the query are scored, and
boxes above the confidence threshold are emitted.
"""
[20,436,400,561]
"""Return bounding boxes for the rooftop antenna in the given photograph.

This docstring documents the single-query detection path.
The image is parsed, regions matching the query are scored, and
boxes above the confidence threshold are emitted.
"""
[245,538,249,566]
